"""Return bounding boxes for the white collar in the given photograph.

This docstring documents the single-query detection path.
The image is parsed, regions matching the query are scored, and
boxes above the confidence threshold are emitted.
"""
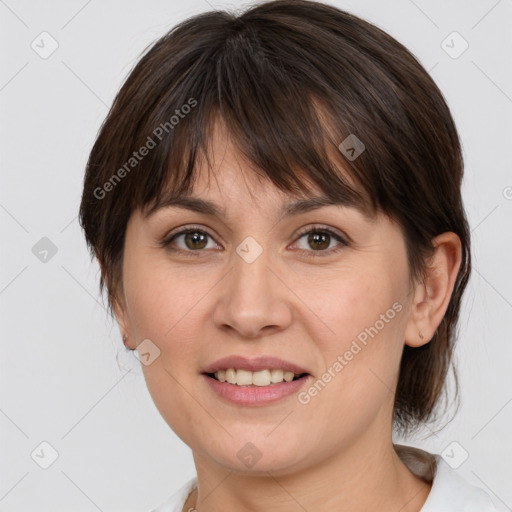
[395,444,496,511]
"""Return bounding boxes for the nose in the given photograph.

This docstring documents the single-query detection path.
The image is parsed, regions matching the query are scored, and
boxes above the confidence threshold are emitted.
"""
[212,242,293,339]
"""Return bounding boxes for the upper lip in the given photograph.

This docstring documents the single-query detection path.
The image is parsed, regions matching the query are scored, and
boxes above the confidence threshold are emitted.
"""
[202,355,311,375]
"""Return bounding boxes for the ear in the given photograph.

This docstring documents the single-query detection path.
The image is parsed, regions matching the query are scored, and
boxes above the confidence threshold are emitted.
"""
[404,232,462,347]
[112,291,135,350]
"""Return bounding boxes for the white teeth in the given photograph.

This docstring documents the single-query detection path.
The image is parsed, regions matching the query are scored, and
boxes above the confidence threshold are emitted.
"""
[213,368,300,386]
[225,368,236,384]
[236,369,253,386]
[253,370,272,386]
[270,369,284,383]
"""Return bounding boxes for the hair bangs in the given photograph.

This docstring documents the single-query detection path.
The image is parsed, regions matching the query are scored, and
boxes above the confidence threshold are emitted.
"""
[139,28,376,220]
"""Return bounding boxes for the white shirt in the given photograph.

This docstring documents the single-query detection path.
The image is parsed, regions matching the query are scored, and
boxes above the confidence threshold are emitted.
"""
[150,445,497,512]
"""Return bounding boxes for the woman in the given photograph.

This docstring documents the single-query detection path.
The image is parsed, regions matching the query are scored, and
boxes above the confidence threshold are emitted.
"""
[79,1,497,510]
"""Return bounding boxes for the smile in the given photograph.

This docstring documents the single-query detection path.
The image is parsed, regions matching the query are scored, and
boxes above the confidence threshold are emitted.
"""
[209,368,308,386]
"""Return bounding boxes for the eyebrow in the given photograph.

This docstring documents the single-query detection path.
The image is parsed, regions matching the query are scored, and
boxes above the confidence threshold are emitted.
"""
[144,194,369,220]
[146,192,362,218]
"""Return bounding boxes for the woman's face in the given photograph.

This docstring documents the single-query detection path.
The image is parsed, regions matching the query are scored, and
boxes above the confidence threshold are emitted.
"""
[115,124,416,476]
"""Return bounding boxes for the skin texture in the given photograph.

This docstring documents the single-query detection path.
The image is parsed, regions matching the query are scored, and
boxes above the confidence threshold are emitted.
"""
[114,120,462,512]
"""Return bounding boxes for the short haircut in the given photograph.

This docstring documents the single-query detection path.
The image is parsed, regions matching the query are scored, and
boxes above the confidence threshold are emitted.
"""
[79,0,471,435]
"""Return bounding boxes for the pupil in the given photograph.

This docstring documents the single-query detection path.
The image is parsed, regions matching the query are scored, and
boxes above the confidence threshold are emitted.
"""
[308,232,329,250]
[185,231,207,250]
[183,231,330,251]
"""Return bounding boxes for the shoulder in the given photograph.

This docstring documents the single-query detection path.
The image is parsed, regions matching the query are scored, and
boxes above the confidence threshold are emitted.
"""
[149,476,198,512]
[395,444,497,512]
[421,456,497,512]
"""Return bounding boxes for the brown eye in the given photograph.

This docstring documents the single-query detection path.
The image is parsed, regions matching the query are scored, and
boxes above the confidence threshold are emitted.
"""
[292,226,348,258]
[182,231,209,250]
[306,232,331,251]
[161,225,347,259]
[162,227,217,256]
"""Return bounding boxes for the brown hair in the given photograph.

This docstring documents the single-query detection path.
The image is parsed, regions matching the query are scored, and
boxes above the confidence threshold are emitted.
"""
[79,0,471,435]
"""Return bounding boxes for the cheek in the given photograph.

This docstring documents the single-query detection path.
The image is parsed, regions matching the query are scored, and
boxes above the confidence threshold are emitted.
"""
[123,254,206,342]
[122,261,211,441]
[305,266,404,351]
[299,267,408,423]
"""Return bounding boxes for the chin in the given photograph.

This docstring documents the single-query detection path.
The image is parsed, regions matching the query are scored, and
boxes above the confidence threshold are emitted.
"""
[199,435,312,476]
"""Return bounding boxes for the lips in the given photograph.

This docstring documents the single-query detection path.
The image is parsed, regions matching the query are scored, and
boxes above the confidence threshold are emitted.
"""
[201,355,311,376]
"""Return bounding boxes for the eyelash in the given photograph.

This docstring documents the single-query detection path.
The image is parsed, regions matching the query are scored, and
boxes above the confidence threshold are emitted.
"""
[160,224,348,259]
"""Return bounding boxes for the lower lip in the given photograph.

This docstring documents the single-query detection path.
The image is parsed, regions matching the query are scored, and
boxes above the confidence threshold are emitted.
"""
[202,374,311,406]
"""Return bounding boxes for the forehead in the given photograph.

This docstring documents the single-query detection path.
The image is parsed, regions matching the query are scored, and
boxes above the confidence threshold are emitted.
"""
[188,152,319,215]
[142,114,377,222]
[144,157,376,223]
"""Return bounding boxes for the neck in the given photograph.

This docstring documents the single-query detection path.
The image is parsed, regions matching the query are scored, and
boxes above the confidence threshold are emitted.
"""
[185,429,431,512]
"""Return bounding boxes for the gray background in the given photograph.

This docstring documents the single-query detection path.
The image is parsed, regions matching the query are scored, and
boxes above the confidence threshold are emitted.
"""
[1,0,511,510]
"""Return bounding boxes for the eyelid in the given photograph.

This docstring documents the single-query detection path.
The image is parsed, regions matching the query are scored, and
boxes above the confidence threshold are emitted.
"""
[293,223,348,243]
[289,224,349,257]
[160,224,219,250]
[160,223,349,256]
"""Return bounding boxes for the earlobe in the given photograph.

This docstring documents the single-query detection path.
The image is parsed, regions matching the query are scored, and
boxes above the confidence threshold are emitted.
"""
[404,232,462,348]
[113,295,133,349]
